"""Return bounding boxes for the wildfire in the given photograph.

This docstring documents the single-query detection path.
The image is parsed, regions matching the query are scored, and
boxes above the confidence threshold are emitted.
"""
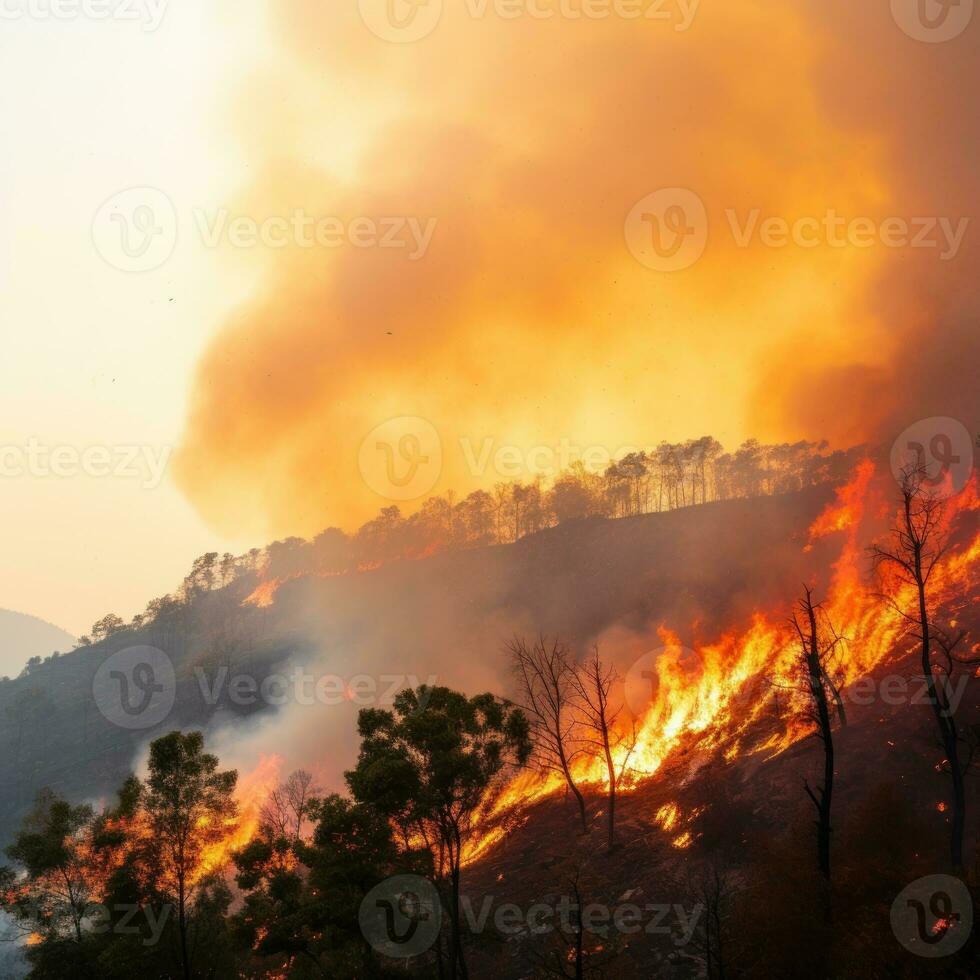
[655,803,680,832]
[243,558,394,609]
[473,462,980,855]
[245,578,286,609]
[194,754,283,882]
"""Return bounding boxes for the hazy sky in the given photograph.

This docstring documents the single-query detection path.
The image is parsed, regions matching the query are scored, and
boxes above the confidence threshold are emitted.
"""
[0,4,264,634]
[2,0,977,636]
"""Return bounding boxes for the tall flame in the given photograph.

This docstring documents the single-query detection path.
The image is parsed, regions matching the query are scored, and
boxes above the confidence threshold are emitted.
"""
[194,754,284,882]
[479,461,980,841]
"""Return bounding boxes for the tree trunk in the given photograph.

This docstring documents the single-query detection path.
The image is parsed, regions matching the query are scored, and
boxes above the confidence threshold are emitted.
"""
[599,720,616,852]
[448,831,468,980]
[804,599,834,882]
[178,870,190,980]
[557,747,589,832]
[910,500,965,871]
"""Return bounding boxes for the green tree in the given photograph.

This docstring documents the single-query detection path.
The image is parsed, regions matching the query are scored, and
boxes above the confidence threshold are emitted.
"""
[347,686,531,979]
[140,731,238,980]
[90,614,126,643]
[0,790,96,944]
[235,793,409,978]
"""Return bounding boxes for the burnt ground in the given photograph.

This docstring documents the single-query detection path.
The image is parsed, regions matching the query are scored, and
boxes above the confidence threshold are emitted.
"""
[457,635,980,979]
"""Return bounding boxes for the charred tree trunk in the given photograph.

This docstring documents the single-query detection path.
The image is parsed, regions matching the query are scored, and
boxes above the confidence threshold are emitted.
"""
[907,493,965,871]
[599,713,617,853]
[801,593,834,882]
[557,742,589,833]
[447,828,468,980]
[177,867,190,980]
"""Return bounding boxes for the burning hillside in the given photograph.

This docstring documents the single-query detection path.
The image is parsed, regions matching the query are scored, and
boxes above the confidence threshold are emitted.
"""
[469,460,979,855]
[2,455,977,978]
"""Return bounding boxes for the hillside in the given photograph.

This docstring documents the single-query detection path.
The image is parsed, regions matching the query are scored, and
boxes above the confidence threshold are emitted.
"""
[0,486,835,847]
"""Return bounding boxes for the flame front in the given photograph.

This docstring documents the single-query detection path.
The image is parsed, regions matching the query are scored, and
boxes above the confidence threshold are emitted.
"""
[478,462,980,846]
[195,754,283,883]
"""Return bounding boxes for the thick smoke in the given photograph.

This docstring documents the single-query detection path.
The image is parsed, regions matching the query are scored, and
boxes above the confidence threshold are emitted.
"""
[174,0,978,542]
[207,484,838,789]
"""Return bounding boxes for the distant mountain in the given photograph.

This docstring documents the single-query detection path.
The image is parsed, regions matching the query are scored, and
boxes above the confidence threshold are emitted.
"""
[0,609,75,680]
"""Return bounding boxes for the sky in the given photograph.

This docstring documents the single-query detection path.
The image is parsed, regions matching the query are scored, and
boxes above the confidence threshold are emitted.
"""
[0,3,265,634]
[2,0,977,636]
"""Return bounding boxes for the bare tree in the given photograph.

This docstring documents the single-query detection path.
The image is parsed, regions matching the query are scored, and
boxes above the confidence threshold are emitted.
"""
[573,648,637,852]
[259,770,318,843]
[872,465,976,870]
[509,637,590,832]
[687,860,741,980]
[524,866,615,979]
[789,587,845,885]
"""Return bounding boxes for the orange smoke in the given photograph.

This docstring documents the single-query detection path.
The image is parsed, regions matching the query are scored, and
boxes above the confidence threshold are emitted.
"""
[171,0,980,541]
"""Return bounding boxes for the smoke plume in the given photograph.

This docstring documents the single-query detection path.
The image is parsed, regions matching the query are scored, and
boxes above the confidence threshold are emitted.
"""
[175,0,979,540]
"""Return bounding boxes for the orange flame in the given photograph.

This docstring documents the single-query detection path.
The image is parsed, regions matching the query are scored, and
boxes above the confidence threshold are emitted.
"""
[474,463,980,854]
[194,754,283,883]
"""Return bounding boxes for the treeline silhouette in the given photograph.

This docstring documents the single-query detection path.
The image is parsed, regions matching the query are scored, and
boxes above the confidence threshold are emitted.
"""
[16,437,859,668]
